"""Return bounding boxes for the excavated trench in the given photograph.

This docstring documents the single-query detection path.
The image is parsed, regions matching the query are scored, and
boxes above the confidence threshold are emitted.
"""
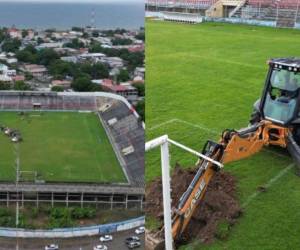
[146,164,242,247]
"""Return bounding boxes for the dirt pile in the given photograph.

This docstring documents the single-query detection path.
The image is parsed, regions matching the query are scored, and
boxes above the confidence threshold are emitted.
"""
[146,163,242,245]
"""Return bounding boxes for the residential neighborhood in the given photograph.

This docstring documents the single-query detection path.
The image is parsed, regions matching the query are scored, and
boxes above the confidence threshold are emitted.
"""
[0,26,145,118]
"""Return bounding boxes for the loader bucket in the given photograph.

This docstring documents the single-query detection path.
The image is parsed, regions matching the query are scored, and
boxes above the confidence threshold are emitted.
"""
[145,230,165,250]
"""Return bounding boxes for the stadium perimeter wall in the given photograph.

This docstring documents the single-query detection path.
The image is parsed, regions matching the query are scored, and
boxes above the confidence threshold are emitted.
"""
[146,11,300,28]
[205,16,276,27]
[0,216,145,238]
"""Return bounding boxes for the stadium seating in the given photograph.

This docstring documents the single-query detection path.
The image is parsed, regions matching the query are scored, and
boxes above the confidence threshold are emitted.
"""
[248,0,299,8]
[101,102,144,187]
[146,0,218,9]
[231,0,299,27]
[0,92,105,111]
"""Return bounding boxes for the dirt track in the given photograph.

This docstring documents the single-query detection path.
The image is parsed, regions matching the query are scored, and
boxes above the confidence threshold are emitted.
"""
[146,164,242,245]
[0,229,145,250]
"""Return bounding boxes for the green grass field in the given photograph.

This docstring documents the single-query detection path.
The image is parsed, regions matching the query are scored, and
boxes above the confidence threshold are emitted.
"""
[0,111,126,183]
[146,21,300,249]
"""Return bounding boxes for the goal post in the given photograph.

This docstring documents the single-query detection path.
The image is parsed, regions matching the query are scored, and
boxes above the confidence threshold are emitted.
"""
[145,135,223,250]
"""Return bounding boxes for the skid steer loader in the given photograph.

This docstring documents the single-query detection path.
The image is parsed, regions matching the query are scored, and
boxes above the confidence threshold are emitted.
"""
[146,58,300,249]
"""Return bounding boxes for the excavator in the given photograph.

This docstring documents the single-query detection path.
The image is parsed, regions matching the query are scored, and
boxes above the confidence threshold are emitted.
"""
[146,58,300,249]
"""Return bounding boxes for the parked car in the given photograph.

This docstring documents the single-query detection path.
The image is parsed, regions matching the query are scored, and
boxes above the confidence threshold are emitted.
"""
[93,245,108,250]
[135,226,145,235]
[100,235,113,242]
[127,241,141,249]
[125,236,140,244]
[45,244,59,250]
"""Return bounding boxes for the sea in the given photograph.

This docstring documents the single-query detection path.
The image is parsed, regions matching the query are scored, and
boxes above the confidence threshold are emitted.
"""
[0,1,145,30]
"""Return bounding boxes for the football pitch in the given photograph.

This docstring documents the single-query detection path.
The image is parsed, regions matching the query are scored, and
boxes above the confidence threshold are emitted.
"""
[146,21,300,249]
[0,111,126,183]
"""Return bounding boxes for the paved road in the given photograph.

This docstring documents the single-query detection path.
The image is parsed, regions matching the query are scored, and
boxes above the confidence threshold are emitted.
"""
[0,229,145,250]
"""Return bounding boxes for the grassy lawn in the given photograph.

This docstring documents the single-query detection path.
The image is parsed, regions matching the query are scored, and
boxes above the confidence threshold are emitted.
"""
[146,21,300,249]
[0,111,126,183]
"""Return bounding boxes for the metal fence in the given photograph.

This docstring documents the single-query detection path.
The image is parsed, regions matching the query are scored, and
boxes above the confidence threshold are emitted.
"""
[0,216,145,238]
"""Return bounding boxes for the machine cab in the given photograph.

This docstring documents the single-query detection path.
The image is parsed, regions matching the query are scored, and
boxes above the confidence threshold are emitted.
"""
[261,58,300,126]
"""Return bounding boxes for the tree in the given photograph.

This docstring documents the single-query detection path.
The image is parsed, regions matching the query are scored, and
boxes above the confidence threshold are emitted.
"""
[0,29,5,43]
[49,60,79,78]
[80,62,109,79]
[22,30,28,38]
[121,51,144,70]
[37,37,44,45]
[82,32,89,39]
[135,32,145,41]
[51,86,64,92]
[71,76,93,91]
[1,38,21,53]
[132,83,145,96]
[135,100,144,121]
[36,49,59,66]
[92,31,99,38]
[13,81,31,90]
[72,26,84,32]
[24,44,37,54]
[117,69,130,83]
[16,50,37,63]
[64,38,84,49]
[89,42,103,53]
[25,72,33,80]
[111,38,133,46]
[0,82,11,90]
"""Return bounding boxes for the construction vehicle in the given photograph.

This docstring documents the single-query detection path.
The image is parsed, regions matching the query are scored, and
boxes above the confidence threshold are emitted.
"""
[146,58,300,249]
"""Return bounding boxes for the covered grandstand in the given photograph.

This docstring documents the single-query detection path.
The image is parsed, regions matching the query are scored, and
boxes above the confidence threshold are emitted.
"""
[0,91,144,208]
[146,0,300,28]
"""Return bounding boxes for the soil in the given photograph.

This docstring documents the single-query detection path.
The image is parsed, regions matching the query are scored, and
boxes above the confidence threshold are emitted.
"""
[146,163,242,246]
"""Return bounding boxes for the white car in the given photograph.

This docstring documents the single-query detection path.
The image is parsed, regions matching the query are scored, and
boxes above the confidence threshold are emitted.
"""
[45,244,59,250]
[135,226,145,235]
[127,241,141,249]
[93,245,108,250]
[100,235,113,242]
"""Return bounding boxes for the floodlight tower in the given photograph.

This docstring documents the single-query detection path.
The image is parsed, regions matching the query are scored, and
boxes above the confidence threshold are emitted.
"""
[14,143,20,250]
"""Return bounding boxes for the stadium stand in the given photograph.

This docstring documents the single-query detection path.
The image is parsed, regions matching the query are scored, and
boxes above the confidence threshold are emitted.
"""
[232,0,299,27]
[146,0,300,28]
[100,102,144,187]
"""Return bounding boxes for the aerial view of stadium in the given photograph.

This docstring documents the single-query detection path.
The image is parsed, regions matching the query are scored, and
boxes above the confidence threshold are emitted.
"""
[146,0,300,249]
[0,91,145,249]
[0,91,144,200]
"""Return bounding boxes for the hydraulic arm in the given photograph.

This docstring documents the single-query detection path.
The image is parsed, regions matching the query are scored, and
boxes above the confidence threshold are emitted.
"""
[171,120,289,240]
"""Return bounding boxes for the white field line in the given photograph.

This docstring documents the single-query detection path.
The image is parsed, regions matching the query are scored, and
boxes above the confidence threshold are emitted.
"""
[242,163,294,208]
[148,119,178,131]
[148,118,289,159]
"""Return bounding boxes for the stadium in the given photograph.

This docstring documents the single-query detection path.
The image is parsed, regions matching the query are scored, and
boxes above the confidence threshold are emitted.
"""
[0,91,144,210]
[146,1,300,249]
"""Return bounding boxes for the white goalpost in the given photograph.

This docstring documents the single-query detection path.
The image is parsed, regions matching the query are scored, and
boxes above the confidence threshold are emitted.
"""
[145,135,223,250]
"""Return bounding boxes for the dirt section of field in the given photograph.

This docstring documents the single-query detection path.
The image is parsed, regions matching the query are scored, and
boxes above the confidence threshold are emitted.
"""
[146,164,242,245]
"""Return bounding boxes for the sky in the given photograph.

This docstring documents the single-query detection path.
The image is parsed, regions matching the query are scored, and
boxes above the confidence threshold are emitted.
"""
[0,0,141,3]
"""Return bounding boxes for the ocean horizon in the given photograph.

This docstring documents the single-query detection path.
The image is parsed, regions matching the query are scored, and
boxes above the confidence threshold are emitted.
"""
[0,1,145,30]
